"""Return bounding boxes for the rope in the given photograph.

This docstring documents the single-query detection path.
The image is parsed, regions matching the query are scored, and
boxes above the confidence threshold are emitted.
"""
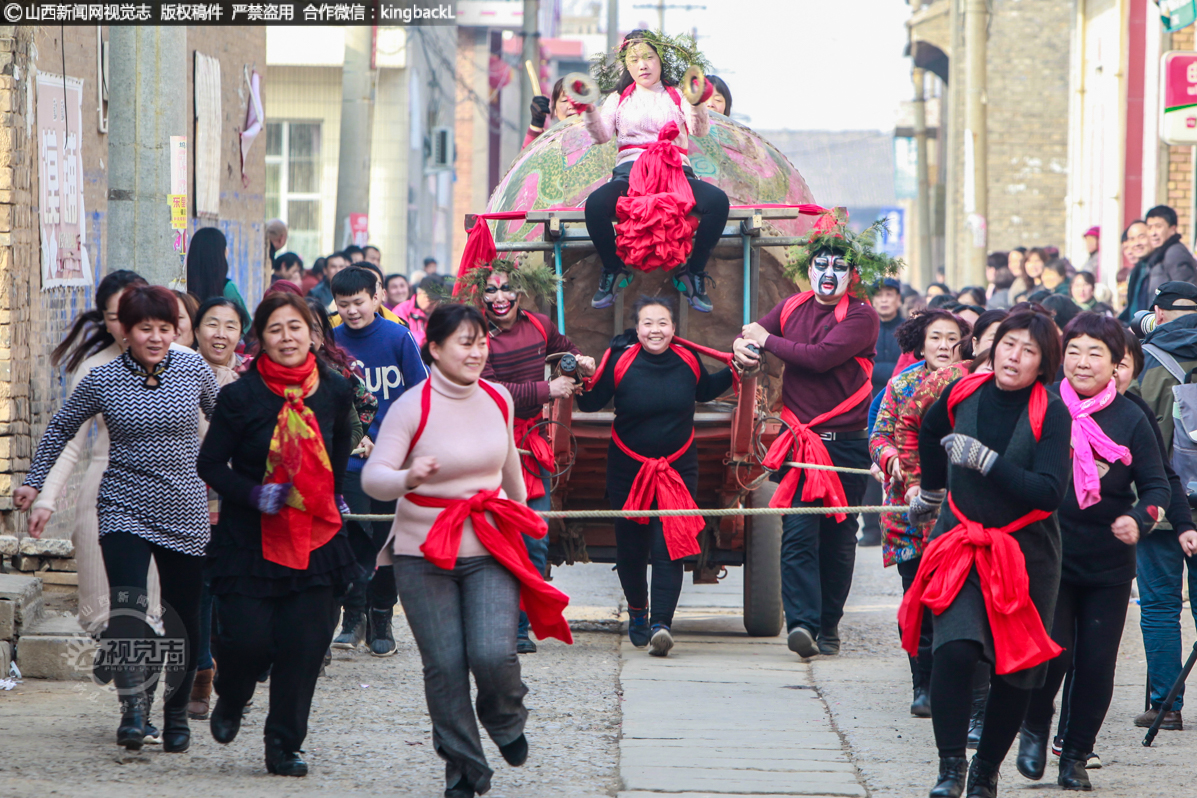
[781,461,876,475]
[345,505,907,522]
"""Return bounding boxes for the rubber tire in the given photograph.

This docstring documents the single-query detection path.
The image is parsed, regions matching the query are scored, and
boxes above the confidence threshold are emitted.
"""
[743,480,785,637]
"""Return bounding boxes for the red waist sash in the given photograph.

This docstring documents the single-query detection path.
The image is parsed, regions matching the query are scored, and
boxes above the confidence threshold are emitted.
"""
[898,494,1062,675]
[611,428,703,560]
[513,414,553,501]
[406,488,572,644]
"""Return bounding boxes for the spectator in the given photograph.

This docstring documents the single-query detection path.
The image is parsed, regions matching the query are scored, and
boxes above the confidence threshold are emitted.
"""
[956,285,987,307]
[394,274,445,347]
[926,282,952,299]
[1119,220,1152,319]
[1024,247,1049,288]
[872,278,905,393]
[988,267,1016,310]
[302,257,325,297]
[1042,259,1069,294]
[927,294,957,310]
[986,252,1006,298]
[1081,225,1101,279]
[364,245,381,268]
[1008,247,1027,281]
[272,252,303,286]
[186,227,251,334]
[1138,205,1197,311]
[308,251,350,312]
[343,245,366,264]
[1041,294,1083,335]
[384,274,410,309]
[705,75,732,116]
[266,218,288,261]
[410,257,438,287]
[1070,272,1096,310]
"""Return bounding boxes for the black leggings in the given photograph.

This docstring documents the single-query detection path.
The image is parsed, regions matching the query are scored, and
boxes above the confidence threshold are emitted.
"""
[614,518,684,628]
[931,640,1031,762]
[1025,579,1132,753]
[584,166,730,276]
[99,531,204,710]
[897,558,933,690]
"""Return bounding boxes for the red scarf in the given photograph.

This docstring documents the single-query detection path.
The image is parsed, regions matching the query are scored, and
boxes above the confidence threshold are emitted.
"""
[614,121,699,272]
[257,353,341,570]
[404,378,572,643]
[761,292,872,520]
[897,372,1061,674]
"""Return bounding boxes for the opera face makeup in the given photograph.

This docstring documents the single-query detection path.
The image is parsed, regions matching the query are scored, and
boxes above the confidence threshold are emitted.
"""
[811,251,850,298]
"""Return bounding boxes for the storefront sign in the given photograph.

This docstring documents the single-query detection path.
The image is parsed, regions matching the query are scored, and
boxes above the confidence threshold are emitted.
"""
[1162,51,1197,144]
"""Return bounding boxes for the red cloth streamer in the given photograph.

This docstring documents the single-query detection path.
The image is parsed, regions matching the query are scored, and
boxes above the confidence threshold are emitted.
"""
[762,292,871,521]
[453,211,530,297]
[513,415,554,501]
[898,495,1061,675]
[408,489,573,644]
[946,371,1047,442]
[614,122,699,272]
[584,337,738,393]
[256,353,341,570]
[612,428,704,560]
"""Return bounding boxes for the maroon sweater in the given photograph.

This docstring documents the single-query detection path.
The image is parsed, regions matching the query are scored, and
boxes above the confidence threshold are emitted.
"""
[482,310,580,419]
[758,294,879,433]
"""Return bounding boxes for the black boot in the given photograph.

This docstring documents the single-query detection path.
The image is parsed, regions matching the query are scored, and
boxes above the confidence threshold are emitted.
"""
[967,684,988,749]
[499,733,528,767]
[818,625,840,656]
[1057,748,1092,791]
[929,755,968,798]
[113,665,146,750]
[331,609,366,650]
[1015,720,1050,780]
[965,756,999,798]
[265,735,309,777]
[209,697,243,744]
[368,607,397,657]
[911,684,933,718]
[162,668,195,753]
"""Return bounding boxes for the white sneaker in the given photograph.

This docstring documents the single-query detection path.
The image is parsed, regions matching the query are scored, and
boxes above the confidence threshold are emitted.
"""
[648,627,674,658]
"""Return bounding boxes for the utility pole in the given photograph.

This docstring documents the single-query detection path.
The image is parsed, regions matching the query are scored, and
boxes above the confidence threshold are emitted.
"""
[913,67,933,290]
[633,1,706,33]
[521,0,540,132]
[963,0,989,286]
[334,26,374,249]
[607,0,620,53]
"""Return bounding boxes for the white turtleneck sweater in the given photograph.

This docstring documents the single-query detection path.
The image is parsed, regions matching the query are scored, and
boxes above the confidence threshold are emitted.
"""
[362,365,526,561]
[583,80,710,168]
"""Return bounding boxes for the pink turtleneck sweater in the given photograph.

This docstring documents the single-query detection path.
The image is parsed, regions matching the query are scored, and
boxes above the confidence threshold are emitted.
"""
[583,81,710,168]
[361,365,526,561]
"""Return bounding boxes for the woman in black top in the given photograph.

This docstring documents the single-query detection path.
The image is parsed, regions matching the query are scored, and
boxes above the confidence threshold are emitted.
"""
[1016,315,1171,791]
[905,311,1072,798]
[197,293,359,778]
[577,296,734,657]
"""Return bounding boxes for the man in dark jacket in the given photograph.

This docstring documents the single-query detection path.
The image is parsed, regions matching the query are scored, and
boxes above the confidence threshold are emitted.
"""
[1132,280,1197,730]
[861,278,903,546]
[1135,206,1197,314]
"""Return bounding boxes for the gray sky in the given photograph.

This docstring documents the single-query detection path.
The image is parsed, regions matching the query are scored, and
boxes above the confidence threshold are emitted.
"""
[618,0,913,131]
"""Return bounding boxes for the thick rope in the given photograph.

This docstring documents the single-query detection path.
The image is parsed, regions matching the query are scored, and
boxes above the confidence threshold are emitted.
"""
[780,461,876,475]
[345,505,908,522]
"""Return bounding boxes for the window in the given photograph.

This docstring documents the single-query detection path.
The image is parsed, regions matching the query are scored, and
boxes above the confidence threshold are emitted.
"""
[266,121,322,264]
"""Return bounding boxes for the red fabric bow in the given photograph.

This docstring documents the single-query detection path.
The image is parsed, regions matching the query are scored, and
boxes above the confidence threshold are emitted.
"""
[513,415,554,501]
[614,121,699,272]
[408,488,573,644]
[612,429,704,560]
[898,495,1061,674]
[453,212,530,297]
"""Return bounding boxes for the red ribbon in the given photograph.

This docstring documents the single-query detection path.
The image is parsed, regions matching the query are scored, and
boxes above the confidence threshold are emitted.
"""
[898,495,1061,675]
[407,488,573,644]
[513,415,554,501]
[611,428,704,560]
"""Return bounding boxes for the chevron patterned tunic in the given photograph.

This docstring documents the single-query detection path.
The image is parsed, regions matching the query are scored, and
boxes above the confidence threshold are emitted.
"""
[25,349,220,556]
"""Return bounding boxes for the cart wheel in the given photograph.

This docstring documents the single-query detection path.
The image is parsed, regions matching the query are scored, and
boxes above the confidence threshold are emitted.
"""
[743,480,784,637]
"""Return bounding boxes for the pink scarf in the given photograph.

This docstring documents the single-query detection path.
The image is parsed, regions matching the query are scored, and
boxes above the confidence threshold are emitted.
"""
[1060,378,1131,509]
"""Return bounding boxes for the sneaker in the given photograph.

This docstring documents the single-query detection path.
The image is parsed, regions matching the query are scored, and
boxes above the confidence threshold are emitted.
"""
[592,271,620,309]
[787,626,819,658]
[368,608,398,657]
[648,625,674,657]
[1086,751,1102,769]
[1052,735,1063,758]
[332,609,366,650]
[143,721,162,745]
[1134,707,1183,730]
[627,607,650,648]
[674,271,714,313]
[516,637,538,654]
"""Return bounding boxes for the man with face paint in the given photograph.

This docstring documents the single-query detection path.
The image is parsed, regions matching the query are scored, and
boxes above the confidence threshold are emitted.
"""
[734,218,890,660]
[475,268,596,654]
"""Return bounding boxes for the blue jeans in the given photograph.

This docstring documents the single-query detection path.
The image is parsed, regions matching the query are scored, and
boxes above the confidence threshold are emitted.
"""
[1137,530,1197,710]
[518,470,551,640]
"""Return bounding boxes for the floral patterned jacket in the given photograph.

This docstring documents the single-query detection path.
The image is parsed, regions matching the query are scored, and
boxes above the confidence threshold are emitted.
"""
[869,365,933,567]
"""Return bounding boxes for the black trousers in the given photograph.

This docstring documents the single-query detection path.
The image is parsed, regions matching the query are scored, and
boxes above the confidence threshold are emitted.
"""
[584,162,730,276]
[99,531,204,710]
[1025,579,1133,753]
[898,557,934,690]
[614,518,684,628]
[213,586,340,752]
[343,470,398,612]
[931,639,1030,762]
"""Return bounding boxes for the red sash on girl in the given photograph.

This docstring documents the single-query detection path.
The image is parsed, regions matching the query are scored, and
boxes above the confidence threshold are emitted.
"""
[897,372,1061,675]
[403,379,573,644]
[583,339,738,560]
[761,292,872,520]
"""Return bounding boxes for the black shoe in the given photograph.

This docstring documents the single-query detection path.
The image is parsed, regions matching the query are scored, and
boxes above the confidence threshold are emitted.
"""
[965,756,999,798]
[209,698,243,745]
[674,271,714,313]
[628,608,650,648]
[967,684,988,750]
[368,607,398,657]
[787,626,819,658]
[929,755,968,798]
[592,270,621,309]
[162,704,191,753]
[818,626,840,656]
[332,609,366,650]
[1057,748,1092,791]
[516,637,538,654]
[116,694,147,751]
[1015,721,1050,780]
[445,777,475,798]
[911,685,932,718]
[499,733,528,767]
[265,737,309,777]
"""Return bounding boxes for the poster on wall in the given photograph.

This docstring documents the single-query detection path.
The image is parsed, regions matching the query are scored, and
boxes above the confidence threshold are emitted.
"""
[36,72,90,290]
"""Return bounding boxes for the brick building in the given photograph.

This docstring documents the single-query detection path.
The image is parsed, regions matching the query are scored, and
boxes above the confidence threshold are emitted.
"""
[0,25,267,540]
